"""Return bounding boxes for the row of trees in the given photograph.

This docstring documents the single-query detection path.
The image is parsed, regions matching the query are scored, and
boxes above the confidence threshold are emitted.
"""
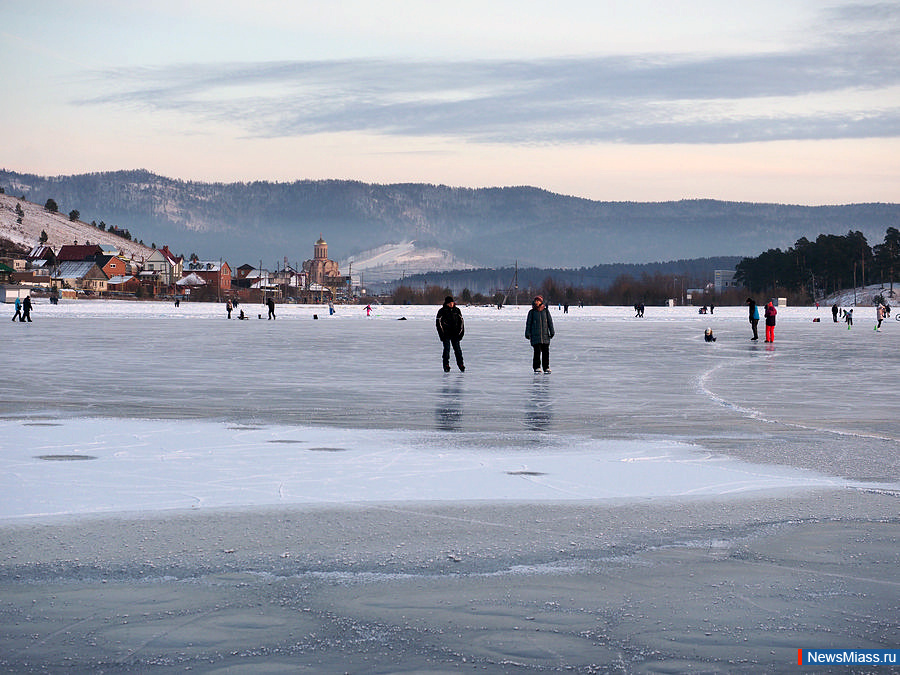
[734,228,900,301]
[387,271,728,307]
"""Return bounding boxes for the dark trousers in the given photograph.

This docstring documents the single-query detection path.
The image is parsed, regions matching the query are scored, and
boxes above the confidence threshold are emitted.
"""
[532,343,550,371]
[442,339,464,371]
[750,319,759,339]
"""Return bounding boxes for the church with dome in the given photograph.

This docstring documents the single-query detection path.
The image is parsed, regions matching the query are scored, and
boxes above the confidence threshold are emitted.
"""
[301,236,348,301]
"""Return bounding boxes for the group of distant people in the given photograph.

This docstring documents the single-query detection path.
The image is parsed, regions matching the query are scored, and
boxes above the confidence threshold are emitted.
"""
[830,302,890,330]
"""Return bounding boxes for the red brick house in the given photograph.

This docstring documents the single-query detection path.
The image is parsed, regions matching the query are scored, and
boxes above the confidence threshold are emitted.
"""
[183,260,231,298]
[95,255,129,280]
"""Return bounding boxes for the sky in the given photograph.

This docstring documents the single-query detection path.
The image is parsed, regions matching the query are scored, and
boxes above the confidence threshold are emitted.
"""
[1,0,899,204]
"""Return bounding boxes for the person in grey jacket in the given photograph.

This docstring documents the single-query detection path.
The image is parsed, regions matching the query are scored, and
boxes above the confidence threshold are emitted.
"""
[525,295,554,373]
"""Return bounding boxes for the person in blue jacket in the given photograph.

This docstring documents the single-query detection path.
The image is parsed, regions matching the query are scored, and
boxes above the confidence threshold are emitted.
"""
[746,297,759,341]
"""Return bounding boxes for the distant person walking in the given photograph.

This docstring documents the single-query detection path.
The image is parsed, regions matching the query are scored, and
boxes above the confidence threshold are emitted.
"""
[746,297,759,341]
[226,299,233,319]
[11,297,22,322]
[435,296,465,373]
[832,304,839,322]
[21,295,33,322]
[875,304,885,331]
[365,304,372,317]
[764,301,776,342]
[525,295,555,373]
[266,296,276,320]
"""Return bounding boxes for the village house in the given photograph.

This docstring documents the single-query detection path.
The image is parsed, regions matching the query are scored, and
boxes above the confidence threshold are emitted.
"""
[56,244,103,262]
[53,261,108,294]
[271,264,306,299]
[106,275,141,295]
[27,244,54,262]
[10,267,52,291]
[95,255,130,280]
[235,263,256,281]
[183,260,232,299]
[143,246,183,288]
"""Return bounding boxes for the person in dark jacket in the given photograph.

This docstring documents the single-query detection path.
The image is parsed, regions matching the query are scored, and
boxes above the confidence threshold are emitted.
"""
[435,296,465,372]
[746,297,759,341]
[525,295,554,373]
[266,296,275,320]
[764,301,777,342]
[21,295,32,322]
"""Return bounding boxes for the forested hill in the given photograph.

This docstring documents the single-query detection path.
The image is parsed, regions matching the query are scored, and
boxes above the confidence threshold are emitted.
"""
[1,169,897,270]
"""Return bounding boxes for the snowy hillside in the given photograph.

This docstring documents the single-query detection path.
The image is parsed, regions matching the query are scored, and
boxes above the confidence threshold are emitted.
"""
[825,284,899,308]
[339,241,476,284]
[0,193,154,262]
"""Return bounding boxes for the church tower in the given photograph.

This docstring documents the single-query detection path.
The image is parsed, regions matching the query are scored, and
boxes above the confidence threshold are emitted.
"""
[314,236,328,261]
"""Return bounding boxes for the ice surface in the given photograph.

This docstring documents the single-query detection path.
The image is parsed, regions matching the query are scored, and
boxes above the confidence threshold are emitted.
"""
[2,299,897,520]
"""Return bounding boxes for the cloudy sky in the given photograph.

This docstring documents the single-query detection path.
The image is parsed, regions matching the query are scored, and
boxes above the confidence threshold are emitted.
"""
[2,0,898,203]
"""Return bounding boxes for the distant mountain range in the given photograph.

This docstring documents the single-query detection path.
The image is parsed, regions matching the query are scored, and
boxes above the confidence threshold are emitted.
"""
[1,169,897,274]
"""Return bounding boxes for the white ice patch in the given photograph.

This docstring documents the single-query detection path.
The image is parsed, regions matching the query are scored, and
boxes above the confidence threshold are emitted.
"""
[1,417,849,521]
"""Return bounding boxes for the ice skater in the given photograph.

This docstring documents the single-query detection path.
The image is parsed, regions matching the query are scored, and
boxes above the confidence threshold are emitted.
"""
[267,296,276,320]
[704,328,716,342]
[875,303,885,331]
[11,296,21,322]
[525,295,554,373]
[226,299,233,319]
[845,308,853,328]
[21,295,32,322]
[435,296,465,372]
[832,303,839,322]
[746,297,759,341]
[764,301,776,342]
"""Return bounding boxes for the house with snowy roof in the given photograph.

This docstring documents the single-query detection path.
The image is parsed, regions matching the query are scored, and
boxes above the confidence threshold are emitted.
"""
[27,244,55,261]
[53,261,107,294]
[106,275,140,295]
[184,260,231,298]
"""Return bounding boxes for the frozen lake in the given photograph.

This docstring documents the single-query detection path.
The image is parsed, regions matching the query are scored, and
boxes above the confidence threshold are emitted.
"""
[2,299,897,519]
[3,298,900,673]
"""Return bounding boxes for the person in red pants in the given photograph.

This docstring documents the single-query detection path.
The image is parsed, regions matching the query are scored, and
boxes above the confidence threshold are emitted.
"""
[764,301,777,342]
